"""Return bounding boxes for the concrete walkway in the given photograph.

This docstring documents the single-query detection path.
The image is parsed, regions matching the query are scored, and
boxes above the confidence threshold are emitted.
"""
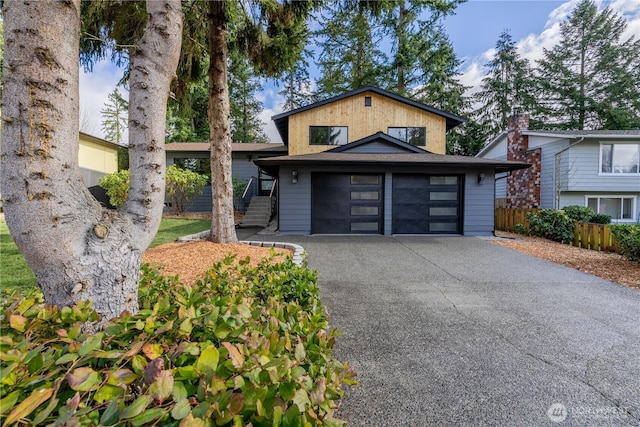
[247,235,640,426]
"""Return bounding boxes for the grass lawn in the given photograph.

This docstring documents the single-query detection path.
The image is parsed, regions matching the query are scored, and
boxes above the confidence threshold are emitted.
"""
[0,216,210,294]
[0,217,38,293]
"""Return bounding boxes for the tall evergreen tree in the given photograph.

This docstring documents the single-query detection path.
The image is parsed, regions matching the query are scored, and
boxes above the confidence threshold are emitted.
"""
[101,88,130,170]
[101,88,128,145]
[474,30,532,139]
[278,49,316,111]
[228,48,269,143]
[315,5,385,97]
[533,0,640,130]
[381,0,463,96]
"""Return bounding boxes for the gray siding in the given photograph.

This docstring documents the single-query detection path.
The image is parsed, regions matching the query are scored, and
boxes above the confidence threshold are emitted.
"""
[565,140,640,193]
[537,138,569,208]
[279,166,312,234]
[346,142,414,153]
[278,164,497,236]
[495,173,507,200]
[463,169,495,235]
[169,153,263,212]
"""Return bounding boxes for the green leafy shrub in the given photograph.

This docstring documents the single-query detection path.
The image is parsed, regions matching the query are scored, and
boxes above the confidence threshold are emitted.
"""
[165,165,209,214]
[562,205,595,222]
[0,257,354,426]
[99,169,130,207]
[589,213,612,224]
[611,224,640,262]
[513,223,527,235]
[527,208,575,243]
[99,166,208,214]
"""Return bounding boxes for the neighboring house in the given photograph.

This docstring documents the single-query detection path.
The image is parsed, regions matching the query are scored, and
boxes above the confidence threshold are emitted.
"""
[165,142,287,211]
[79,132,122,187]
[255,86,529,235]
[476,112,640,223]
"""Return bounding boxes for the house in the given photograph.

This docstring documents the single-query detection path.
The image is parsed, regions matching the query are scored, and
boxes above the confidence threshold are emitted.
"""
[165,142,287,211]
[255,86,529,235]
[476,111,640,223]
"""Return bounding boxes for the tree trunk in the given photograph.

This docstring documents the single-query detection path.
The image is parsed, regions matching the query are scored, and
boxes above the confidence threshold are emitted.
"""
[397,0,407,94]
[208,0,238,243]
[0,0,182,322]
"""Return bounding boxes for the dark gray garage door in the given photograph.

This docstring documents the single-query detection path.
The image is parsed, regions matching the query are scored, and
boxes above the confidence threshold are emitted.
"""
[392,174,461,234]
[312,173,384,234]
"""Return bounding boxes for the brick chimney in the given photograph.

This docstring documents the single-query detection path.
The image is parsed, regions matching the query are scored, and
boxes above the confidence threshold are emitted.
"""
[506,109,541,208]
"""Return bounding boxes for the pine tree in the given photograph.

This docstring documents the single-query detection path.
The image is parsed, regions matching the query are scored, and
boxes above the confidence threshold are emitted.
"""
[100,88,129,170]
[474,30,533,139]
[278,49,316,111]
[533,0,640,130]
[315,5,385,97]
[381,0,463,96]
[228,48,269,143]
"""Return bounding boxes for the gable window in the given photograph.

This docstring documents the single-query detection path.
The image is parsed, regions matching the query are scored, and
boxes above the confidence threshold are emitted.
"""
[388,127,426,147]
[586,196,636,222]
[364,96,372,107]
[600,143,639,174]
[310,126,348,146]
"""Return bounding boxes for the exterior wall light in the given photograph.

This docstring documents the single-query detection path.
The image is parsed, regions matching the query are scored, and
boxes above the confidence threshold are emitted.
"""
[292,170,298,184]
[478,173,485,184]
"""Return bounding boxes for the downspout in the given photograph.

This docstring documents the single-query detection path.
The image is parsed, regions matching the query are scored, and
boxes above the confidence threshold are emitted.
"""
[553,137,584,209]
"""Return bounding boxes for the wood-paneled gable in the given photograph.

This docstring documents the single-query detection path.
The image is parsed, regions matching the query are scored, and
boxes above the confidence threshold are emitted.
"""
[287,91,447,155]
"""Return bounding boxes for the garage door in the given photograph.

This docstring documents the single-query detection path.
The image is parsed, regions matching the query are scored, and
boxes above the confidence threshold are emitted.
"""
[392,175,461,234]
[312,173,383,234]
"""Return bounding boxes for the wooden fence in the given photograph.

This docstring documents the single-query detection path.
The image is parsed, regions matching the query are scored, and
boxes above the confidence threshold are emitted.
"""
[494,207,619,253]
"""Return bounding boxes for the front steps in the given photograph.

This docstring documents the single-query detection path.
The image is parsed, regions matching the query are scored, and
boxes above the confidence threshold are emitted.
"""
[239,196,272,228]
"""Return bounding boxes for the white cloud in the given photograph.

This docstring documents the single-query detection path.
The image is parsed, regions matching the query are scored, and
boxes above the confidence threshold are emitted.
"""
[79,60,126,140]
[259,93,286,144]
[456,0,640,98]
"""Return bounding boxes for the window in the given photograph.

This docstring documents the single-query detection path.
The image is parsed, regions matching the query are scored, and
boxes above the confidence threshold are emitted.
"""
[364,96,372,107]
[586,196,636,221]
[310,126,348,146]
[600,143,639,174]
[388,127,426,146]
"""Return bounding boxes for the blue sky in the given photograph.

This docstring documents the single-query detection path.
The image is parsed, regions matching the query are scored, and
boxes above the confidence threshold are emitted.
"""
[79,0,640,143]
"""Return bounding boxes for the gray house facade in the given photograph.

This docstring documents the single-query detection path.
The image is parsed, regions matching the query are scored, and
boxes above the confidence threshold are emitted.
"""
[477,112,640,223]
[257,133,529,235]
[256,86,530,236]
[165,142,286,212]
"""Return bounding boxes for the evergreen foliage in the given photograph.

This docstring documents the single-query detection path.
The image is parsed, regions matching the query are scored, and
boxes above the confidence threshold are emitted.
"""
[228,49,269,143]
[473,30,533,140]
[100,88,129,170]
[278,49,317,111]
[315,5,385,96]
[532,0,640,130]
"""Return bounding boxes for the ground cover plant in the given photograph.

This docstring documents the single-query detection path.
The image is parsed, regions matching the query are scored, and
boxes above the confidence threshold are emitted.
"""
[1,256,355,426]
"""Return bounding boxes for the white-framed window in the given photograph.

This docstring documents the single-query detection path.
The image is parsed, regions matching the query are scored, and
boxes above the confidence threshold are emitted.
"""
[585,195,637,222]
[600,143,640,174]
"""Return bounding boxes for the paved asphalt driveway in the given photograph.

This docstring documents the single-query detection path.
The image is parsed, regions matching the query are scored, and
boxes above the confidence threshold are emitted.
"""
[250,235,640,426]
